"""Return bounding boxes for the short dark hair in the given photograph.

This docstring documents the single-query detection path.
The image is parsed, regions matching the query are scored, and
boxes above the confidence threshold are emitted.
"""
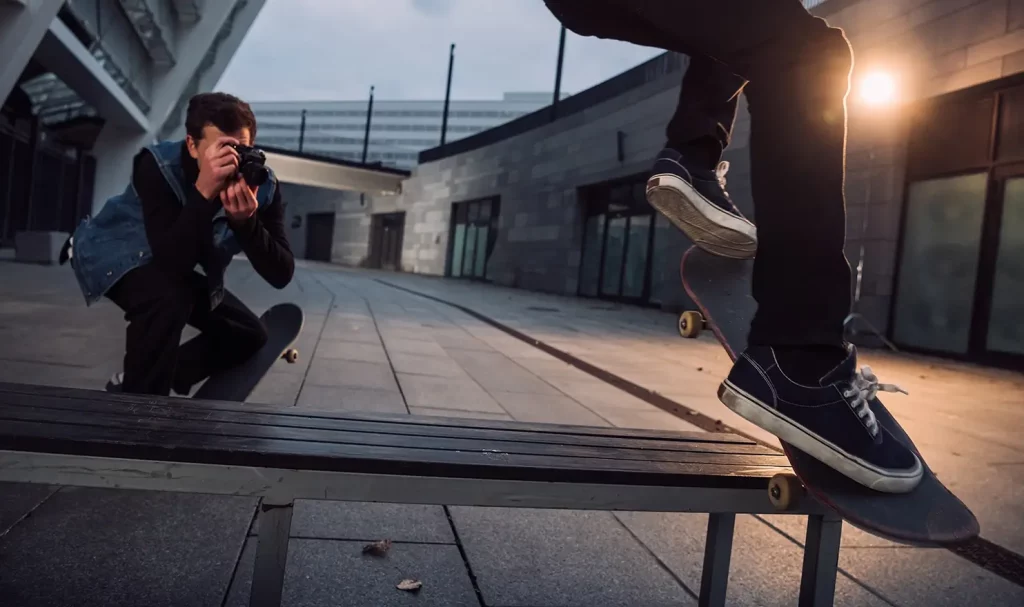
[184,92,257,142]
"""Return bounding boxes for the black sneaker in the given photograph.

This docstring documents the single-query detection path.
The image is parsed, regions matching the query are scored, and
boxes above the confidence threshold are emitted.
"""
[105,372,124,393]
[645,148,757,259]
[718,343,923,493]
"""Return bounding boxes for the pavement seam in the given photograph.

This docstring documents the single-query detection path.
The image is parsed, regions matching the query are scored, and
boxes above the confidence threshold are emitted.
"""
[219,500,261,607]
[750,514,901,606]
[443,506,489,607]
[295,274,338,408]
[610,512,700,601]
[0,485,61,539]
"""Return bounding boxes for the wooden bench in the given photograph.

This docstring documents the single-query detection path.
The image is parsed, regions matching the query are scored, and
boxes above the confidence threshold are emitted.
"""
[0,382,843,607]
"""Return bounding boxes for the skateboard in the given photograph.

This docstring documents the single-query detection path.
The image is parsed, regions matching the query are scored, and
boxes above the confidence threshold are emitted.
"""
[192,302,304,402]
[679,244,980,546]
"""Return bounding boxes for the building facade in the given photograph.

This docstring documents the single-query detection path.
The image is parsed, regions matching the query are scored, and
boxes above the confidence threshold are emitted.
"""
[0,0,267,246]
[249,92,562,170]
[298,0,1024,370]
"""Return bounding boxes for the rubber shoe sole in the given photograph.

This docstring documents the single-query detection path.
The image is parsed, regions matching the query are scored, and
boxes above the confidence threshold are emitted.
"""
[646,173,757,259]
[717,380,923,494]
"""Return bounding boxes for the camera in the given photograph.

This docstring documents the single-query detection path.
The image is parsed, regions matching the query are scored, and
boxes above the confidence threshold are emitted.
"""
[229,143,270,187]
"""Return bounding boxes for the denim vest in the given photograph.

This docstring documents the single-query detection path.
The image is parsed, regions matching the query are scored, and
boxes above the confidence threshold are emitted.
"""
[70,139,277,305]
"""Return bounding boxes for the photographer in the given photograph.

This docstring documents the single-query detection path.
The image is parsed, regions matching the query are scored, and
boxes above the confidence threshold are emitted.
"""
[68,92,294,396]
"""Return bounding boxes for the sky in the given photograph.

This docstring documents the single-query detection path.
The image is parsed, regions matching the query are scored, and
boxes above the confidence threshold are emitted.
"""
[215,0,665,102]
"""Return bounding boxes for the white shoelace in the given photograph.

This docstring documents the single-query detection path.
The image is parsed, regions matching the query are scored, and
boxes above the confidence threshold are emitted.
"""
[841,366,907,437]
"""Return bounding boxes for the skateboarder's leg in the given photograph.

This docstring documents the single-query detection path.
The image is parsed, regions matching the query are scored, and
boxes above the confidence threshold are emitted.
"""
[649,56,757,257]
[172,288,268,395]
[105,265,200,396]
[546,0,922,492]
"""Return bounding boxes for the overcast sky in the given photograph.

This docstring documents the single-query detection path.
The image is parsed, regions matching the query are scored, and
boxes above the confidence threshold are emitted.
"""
[215,0,665,102]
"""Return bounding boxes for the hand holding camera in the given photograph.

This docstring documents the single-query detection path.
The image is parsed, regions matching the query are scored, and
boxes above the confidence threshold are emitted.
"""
[195,137,271,223]
[195,136,241,200]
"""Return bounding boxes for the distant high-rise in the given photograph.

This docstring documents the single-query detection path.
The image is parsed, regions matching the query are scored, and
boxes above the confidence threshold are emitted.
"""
[250,92,565,169]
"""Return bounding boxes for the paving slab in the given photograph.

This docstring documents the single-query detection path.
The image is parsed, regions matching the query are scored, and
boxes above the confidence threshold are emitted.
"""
[448,507,694,607]
[305,359,400,391]
[396,374,507,414]
[248,501,455,544]
[489,391,612,426]
[0,487,255,607]
[296,384,408,414]
[226,538,480,607]
[0,482,57,536]
[615,512,892,607]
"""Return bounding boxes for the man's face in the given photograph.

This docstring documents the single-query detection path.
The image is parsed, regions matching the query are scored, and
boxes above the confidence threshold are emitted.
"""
[186,124,252,160]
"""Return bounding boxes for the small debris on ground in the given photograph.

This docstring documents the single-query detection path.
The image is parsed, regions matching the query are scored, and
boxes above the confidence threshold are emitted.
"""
[362,539,392,557]
[397,579,423,592]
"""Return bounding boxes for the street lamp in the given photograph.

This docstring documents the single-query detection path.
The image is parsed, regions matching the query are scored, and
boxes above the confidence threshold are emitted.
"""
[844,68,901,351]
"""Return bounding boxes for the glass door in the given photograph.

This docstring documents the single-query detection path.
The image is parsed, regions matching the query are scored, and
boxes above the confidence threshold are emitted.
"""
[576,179,656,303]
[986,177,1024,356]
[448,197,499,280]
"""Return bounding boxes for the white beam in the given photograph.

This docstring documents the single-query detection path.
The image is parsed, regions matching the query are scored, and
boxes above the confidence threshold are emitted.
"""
[264,152,407,195]
[35,19,151,131]
[0,0,65,105]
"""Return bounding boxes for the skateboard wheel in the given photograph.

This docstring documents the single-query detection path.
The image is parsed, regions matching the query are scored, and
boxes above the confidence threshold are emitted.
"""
[678,311,703,339]
[282,348,299,364]
[768,473,803,511]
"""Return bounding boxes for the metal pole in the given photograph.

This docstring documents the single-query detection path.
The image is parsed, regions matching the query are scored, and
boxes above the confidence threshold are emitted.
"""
[298,109,306,153]
[552,25,567,119]
[361,85,375,164]
[440,43,455,146]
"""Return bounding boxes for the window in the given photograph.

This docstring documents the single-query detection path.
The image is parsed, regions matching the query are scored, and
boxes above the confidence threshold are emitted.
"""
[894,78,1024,366]
[577,178,657,303]
[447,197,500,280]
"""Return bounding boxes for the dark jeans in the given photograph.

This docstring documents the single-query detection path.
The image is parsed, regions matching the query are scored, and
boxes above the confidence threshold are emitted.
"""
[545,0,854,347]
[106,263,268,396]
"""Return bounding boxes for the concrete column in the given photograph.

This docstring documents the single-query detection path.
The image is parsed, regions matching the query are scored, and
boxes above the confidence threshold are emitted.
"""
[90,0,266,213]
[0,0,65,104]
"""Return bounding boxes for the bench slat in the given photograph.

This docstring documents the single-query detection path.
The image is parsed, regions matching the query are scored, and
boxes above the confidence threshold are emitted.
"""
[0,390,778,457]
[0,382,759,446]
[0,397,787,468]
[0,416,787,490]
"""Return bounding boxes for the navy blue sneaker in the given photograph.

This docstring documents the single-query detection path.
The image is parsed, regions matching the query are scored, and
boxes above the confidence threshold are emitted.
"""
[645,148,757,259]
[718,344,923,493]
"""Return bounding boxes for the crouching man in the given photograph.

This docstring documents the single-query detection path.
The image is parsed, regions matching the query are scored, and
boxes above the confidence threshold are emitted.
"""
[67,92,294,396]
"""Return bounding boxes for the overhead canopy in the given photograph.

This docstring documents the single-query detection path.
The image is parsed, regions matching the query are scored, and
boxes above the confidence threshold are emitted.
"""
[262,148,409,195]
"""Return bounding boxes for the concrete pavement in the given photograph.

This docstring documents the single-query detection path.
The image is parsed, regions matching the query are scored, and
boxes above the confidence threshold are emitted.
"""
[0,256,1022,606]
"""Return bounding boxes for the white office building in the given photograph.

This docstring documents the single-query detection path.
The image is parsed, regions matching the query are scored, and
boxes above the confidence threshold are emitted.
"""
[250,92,563,169]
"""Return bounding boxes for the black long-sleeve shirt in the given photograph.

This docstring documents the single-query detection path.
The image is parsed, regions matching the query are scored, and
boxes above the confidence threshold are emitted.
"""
[132,142,294,289]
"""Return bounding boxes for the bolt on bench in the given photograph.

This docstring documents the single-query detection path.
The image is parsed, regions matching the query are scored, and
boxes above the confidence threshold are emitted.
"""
[0,382,842,607]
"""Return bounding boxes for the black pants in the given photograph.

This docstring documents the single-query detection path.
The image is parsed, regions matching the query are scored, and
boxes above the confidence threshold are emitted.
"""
[106,263,268,396]
[545,0,854,346]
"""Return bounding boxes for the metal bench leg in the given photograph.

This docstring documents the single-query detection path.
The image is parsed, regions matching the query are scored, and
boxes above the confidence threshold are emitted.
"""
[698,513,736,607]
[250,500,295,607]
[798,514,842,607]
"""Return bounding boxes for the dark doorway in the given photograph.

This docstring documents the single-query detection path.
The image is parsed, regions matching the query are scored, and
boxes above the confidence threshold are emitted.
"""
[368,212,405,270]
[577,178,658,304]
[305,212,334,262]
[447,197,499,280]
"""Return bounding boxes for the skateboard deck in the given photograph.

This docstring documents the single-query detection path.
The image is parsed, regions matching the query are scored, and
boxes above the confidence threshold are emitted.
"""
[192,303,304,402]
[679,244,979,546]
